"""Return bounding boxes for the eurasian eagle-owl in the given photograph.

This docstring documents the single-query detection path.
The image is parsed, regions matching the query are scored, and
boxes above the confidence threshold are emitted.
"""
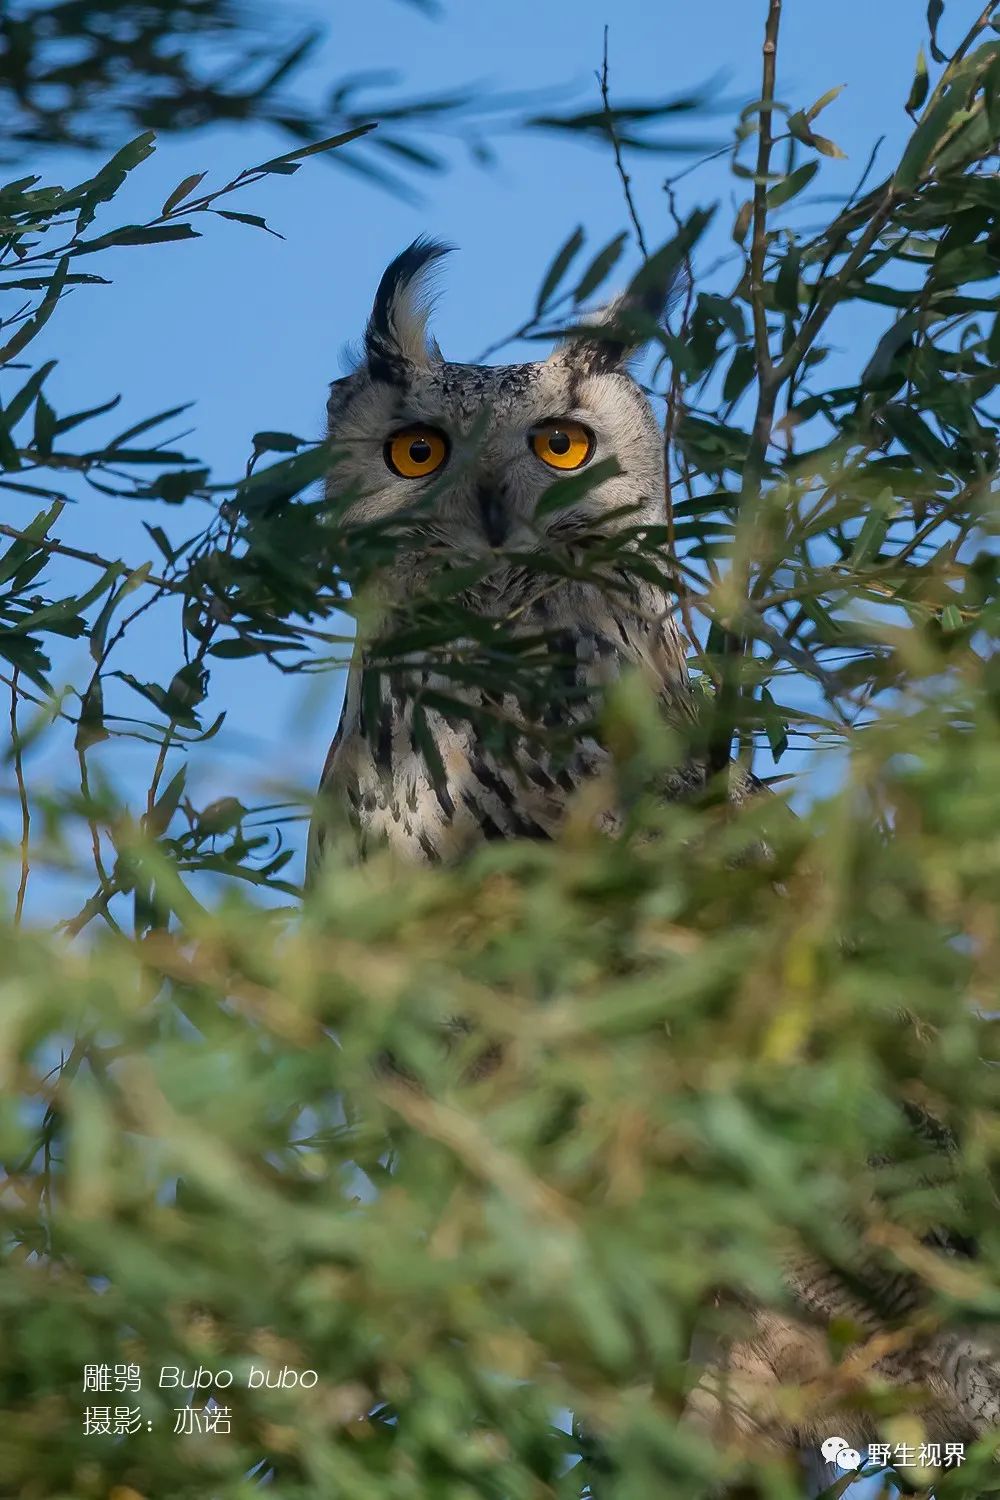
[309,241,1000,1457]
[311,237,702,868]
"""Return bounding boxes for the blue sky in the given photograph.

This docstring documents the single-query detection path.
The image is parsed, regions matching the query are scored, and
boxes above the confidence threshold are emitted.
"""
[6,0,930,910]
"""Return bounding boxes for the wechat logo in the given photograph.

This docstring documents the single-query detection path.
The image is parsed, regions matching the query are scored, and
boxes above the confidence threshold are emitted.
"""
[821,1436,863,1471]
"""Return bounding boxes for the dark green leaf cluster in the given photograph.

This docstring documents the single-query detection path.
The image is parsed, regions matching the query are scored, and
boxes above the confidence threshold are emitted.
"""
[4,5,1000,1496]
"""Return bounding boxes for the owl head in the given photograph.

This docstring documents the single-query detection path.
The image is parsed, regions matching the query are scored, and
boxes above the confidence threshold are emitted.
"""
[326,237,672,583]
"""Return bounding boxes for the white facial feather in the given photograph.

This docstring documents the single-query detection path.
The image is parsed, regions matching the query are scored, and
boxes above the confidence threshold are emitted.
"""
[326,239,670,559]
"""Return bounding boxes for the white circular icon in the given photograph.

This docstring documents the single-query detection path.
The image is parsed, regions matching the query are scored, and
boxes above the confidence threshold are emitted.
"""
[836,1448,863,1471]
[821,1436,849,1462]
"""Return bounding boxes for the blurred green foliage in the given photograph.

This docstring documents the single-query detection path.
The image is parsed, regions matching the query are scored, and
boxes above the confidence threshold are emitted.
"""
[3,0,1000,1495]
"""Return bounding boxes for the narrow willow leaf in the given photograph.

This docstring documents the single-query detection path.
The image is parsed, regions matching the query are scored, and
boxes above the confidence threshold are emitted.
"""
[766,161,819,209]
[987,309,1000,361]
[805,83,846,122]
[146,766,187,837]
[161,172,207,216]
[255,123,377,173]
[54,393,122,435]
[940,603,962,632]
[32,393,56,456]
[1,360,57,433]
[74,677,107,751]
[534,456,622,519]
[0,257,68,364]
[216,210,283,238]
[573,233,628,303]
[861,312,920,386]
[849,489,895,566]
[907,46,930,112]
[722,346,756,403]
[774,244,802,313]
[759,686,788,761]
[0,503,62,586]
[535,226,585,315]
[75,223,200,254]
[894,79,968,190]
[927,0,947,63]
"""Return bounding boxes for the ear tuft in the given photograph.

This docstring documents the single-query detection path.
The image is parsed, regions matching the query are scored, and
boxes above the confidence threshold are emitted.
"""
[365,237,452,384]
[555,238,690,375]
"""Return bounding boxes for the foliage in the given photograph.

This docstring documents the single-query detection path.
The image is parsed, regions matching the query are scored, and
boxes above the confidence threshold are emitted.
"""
[2,1,1000,1496]
[0,0,721,196]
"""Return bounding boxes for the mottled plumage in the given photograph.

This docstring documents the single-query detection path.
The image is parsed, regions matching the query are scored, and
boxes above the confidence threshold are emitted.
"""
[311,238,700,869]
[309,242,1000,1460]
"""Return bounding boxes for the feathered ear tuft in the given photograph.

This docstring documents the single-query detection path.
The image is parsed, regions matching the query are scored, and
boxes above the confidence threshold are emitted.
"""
[554,243,688,375]
[365,237,452,384]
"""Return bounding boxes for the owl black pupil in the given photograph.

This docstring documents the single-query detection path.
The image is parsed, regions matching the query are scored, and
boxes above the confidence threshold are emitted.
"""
[409,439,432,464]
[548,431,571,455]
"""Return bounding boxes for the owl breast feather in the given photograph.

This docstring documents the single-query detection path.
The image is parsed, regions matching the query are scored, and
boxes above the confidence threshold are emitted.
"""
[317,580,698,866]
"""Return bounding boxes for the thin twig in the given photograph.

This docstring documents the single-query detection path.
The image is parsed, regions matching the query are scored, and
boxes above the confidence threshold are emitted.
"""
[10,670,30,923]
[710,0,783,778]
[599,27,649,259]
[0,521,175,593]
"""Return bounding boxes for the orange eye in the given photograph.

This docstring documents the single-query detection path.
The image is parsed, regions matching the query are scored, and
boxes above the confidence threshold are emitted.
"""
[384,426,449,479]
[529,420,595,472]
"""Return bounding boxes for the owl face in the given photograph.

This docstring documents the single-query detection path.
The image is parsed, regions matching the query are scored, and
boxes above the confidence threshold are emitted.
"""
[326,240,668,565]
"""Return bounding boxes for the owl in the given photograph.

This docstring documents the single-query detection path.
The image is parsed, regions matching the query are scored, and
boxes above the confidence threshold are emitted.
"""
[310,236,704,872]
[308,242,1000,1459]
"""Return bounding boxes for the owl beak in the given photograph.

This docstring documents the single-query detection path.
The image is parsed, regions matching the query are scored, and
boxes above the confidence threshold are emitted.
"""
[476,485,509,547]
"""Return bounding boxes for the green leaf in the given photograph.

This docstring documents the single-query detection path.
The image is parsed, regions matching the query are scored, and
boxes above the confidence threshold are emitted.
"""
[572,233,628,303]
[893,72,973,191]
[109,403,192,450]
[805,83,846,123]
[986,308,1000,362]
[907,46,930,112]
[71,132,158,231]
[759,686,788,762]
[252,431,304,456]
[927,0,947,63]
[215,210,282,238]
[32,393,56,457]
[232,444,330,513]
[722,345,756,404]
[0,258,69,364]
[74,677,107,751]
[535,226,585,315]
[146,766,187,837]
[137,468,210,504]
[940,602,962,632]
[196,798,246,836]
[774,243,802,313]
[534,456,622,519]
[0,360,57,435]
[74,223,200,255]
[208,637,294,658]
[882,403,954,468]
[0,631,52,690]
[861,312,920,387]
[54,394,122,435]
[142,524,174,564]
[0,504,61,585]
[162,172,207,215]
[254,123,378,173]
[849,489,895,565]
[766,161,819,209]
[809,133,846,159]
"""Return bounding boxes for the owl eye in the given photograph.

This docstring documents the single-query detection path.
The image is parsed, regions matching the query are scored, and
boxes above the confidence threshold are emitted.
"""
[529,420,595,472]
[384,425,449,479]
